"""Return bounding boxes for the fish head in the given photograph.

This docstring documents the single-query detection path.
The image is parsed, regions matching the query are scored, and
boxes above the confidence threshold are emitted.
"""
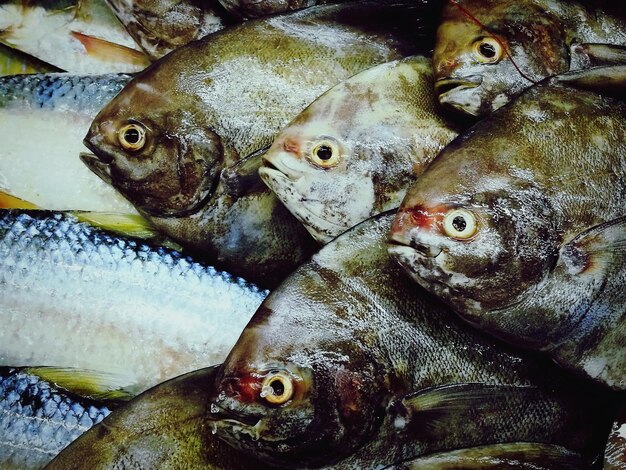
[210,304,385,466]
[82,74,223,217]
[433,0,570,117]
[388,141,559,323]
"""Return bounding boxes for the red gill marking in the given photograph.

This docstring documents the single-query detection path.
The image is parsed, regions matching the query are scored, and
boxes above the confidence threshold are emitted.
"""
[391,205,444,236]
[448,0,538,85]
[282,138,300,156]
[230,374,263,403]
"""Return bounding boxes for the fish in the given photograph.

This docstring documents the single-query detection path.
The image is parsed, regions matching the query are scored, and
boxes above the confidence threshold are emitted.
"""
[0,209,267,394]
[605,403,626,470]
[260,55,463,244]
[216,0,337,20]
[0,0,150,74]
[388,67,626,390]
[209,212,614,468]
[432,0,626,117]
[105,0,233,60]
[0,73,139,213]
[82,1,437,286]
[0,43,60,76]
[46,365,272,470]
[0,367,120,470]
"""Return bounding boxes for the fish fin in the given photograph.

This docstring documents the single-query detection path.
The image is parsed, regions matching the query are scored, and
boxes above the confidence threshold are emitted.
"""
[0,191,39,209]
[0,43,62,74]
[572,43,626,67]
[70,31,150,67]
[390,442,585,469]
[24,367,135,401]
[556,64,626,99]
[221,147,270,197]
[391,383,544,438]
[559,217,626,277]
[71,211,158,240]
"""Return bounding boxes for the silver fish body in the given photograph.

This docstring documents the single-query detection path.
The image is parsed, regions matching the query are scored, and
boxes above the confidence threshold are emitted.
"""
[0,73,138,213]
[0,210,267,393]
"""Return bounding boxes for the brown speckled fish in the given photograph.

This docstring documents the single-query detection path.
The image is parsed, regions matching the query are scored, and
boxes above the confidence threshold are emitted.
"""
[260,56,463,244]
[433,0,626,117]
[209,212,614,468]
[389,68,626,390]
[82,1,436,287]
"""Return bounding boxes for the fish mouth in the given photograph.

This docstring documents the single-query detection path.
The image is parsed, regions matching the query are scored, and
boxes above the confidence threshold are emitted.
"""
[435,76,482,98]
[80,152,113,185]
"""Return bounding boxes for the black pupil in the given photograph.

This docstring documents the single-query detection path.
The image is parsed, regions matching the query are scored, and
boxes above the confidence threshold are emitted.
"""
[316,145,333,161]
[452,216,467,232]
[124,128,141,144]
[270,378,284,396]
[479,43,496,58]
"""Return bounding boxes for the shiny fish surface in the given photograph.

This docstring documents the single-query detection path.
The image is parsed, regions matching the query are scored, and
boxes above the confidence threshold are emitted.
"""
[389,75,626,390]
[433,0,626,117]
[216,0,338,19]
[0,210,267,393]
[0,367,113,470]
[82,1,435,286]
[261,56,462,244]
[210,213,613,468]
[0,73,138,213]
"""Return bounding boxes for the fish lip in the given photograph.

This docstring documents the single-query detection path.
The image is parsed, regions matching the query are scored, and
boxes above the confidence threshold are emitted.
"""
[80,152,114,185]
[261,154,302,181]
[435,76,482,99]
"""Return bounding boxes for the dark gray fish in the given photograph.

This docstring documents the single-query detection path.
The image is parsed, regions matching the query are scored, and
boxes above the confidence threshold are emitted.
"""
[209,212,614,468]
[216,0,338,19]
[82,1,437,287]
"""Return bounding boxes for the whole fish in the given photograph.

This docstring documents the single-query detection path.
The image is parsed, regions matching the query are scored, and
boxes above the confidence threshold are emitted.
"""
[105,0,233,60]
[82,1,436,286]
[209,212,613,468]
[0,73,138,213]
[0,0,150,74]
[432,0,626,117]
[388,69,626,390]
[46,366,271,470]
[216,0,337,19]
[0,367,117,470]
[0,210,267,393]
[260,56,462,244]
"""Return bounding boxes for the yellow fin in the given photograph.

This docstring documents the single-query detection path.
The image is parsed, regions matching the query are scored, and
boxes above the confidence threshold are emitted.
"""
[0,43,62,75]
[0,191,39,209]
[70,31,150,67]
[24,367,135,401]
[71,211,159,239]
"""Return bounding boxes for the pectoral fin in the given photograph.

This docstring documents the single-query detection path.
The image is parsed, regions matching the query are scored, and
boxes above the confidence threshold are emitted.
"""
[391,383,545,438]
[24,367,135,401]
[0,191,39,209]
[70,31,150,67]
[556,64,626,99]
[387,442,584,469]
[71,211,158,240]
[221,147,270,197]
[572,43,626,66]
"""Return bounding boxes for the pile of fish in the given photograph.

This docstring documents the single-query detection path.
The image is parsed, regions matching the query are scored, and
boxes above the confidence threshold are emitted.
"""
[0,0,625,468]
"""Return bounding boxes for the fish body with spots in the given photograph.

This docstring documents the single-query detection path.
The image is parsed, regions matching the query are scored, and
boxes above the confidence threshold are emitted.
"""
[433,0,626,117]
[82,1,437,286]
[261,55,463,244]
[209,212,614,468]
[389,76,626,390]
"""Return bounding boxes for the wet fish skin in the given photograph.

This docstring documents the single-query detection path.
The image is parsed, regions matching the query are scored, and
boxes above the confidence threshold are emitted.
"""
[0,367,114,470]
[210,212,614,468]
[46,366,271,470]
[432,0,626,117]
[216,0,336,19]
[260,55,462,244]
[388,78,626,389]
[0,209,267,393]
[82,1,436,286]
[105,0,233,60]
[0,44,61,76]
[0,73,138,213]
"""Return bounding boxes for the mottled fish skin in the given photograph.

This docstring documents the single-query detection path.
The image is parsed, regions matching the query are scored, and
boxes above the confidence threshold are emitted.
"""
[46,366,272,470]
[0,210,267,393]
[105,0,233,60]
[261,56,463,244]
[216,0,338,19]
[432,0,626,117]
[82,1,437,286]
[0,73,140,213]
[210,213,613,468]
[0,367,113,470]
[0,0,149,74]
[389,79,626,390]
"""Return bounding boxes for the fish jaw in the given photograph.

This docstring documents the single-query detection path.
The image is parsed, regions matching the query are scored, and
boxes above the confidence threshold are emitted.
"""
[435,76,485,117]
[80,152,114,186]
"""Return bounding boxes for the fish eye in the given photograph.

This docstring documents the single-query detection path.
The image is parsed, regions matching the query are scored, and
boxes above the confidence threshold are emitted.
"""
[310,140,340,168]
[118,123,147,151]
[260,371,294,405]
[472,37,504,64]
[442,208,478,240]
